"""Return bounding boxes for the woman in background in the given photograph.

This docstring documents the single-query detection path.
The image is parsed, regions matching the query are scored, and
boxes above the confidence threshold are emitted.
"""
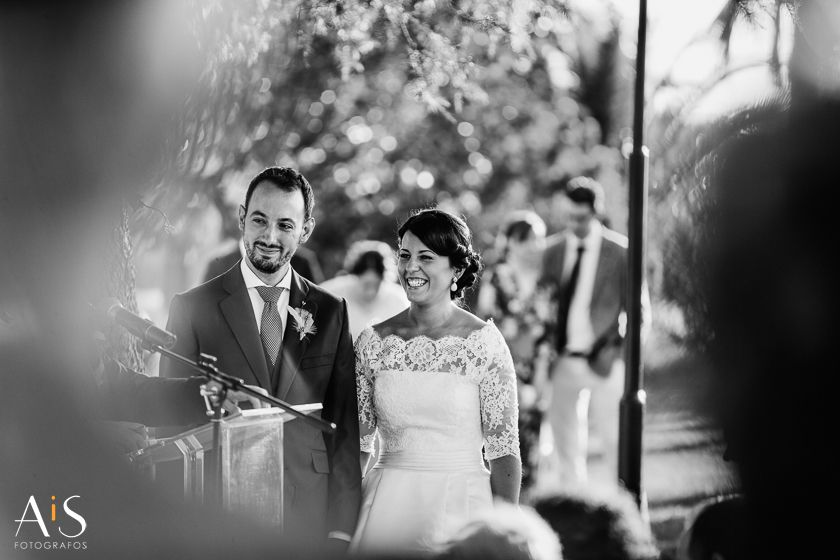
[476,211,553,498]
[321,240,409,340]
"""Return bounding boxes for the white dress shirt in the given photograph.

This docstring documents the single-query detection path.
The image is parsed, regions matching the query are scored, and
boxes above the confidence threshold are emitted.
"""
[240,258,292,336]
[563,219,603,353]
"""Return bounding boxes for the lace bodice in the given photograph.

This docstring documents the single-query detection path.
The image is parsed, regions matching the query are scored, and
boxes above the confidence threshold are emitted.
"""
[355,322,520,462]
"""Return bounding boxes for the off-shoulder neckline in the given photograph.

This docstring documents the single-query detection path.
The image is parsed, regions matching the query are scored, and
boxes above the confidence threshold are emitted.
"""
[363,320,497,345]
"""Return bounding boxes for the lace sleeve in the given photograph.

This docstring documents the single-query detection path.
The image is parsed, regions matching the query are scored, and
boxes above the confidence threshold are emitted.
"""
[479,327,521,462]
[355,327,378,454]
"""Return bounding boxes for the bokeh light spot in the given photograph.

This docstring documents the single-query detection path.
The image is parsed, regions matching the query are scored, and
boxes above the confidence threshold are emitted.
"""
[253,122,269,141]
[464,137,480,152]
[457,122,474,137]
[514,57,532,74]
[502,106,518,120]
[333,166,351,184]
[417,171,435,189]
[307,119,323,133]
[400,167,417,186]
[379,199,396,215]
[463,169,480,186]
[309,102,324,117]
[380,136,398,151]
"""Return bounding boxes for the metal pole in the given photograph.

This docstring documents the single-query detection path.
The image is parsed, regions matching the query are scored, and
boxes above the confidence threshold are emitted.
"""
[618,0,648,508]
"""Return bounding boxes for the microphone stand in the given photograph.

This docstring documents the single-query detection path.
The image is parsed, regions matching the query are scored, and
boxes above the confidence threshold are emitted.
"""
[139,341,336,508]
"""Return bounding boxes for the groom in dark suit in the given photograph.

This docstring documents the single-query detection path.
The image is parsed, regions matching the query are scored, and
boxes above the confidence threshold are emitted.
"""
[160,167,361,550]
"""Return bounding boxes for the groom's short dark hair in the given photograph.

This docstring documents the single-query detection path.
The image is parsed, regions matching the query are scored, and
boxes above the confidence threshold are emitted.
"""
[245,166,314,220]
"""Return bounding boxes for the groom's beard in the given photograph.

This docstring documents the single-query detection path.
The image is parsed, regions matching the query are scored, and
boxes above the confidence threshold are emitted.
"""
[245,239,292,274]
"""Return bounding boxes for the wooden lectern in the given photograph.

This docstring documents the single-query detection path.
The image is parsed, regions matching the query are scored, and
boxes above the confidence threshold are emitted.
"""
[126,404,322,527]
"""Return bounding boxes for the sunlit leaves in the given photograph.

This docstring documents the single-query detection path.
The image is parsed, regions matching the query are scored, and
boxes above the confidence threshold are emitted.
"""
[146,0,635,279]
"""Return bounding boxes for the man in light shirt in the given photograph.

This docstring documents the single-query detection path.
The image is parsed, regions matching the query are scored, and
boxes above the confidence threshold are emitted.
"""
[160,167,360,551]
[541,177,650,488]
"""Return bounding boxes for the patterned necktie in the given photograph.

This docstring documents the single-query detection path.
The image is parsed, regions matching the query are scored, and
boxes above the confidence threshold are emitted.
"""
[557,245,585,350]
[256,286,285,365]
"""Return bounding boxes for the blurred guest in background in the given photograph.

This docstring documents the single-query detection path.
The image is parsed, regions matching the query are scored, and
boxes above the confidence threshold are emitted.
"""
[320,240,409,340]
[439,501,562,560]
[476,211,553,497]
[676,495,745,560]
[540,177,650,489]
[533,486,659,560]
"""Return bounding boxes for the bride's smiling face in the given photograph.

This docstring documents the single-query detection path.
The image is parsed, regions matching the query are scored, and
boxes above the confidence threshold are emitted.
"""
[398,231,458,305]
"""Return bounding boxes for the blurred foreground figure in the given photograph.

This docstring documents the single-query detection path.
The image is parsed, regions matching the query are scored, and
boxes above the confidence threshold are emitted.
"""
[88,333,267,453]
[320,240,409,340]
[532,486,658,560]
[439,502,562,560]
[540,178,650,488]
[0,3,321,558]
[676,495,745,560]
[700,99,840,558]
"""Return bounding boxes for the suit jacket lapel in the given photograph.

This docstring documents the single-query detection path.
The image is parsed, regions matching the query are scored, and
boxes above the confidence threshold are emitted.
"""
[590,232,617,327]
[277,270,317,401]
[556,237,568,285]
[220,264,272,391]
[591,245,606,308]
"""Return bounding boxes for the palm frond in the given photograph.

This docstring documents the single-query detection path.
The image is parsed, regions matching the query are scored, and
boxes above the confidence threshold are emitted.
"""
[711,0,749,61]
[671,89,790,185]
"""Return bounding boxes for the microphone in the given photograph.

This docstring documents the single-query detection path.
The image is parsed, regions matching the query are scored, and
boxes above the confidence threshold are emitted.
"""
[97,298,177,349]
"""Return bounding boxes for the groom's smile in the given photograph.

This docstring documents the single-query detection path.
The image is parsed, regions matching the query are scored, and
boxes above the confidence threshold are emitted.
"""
[254,242,281,257]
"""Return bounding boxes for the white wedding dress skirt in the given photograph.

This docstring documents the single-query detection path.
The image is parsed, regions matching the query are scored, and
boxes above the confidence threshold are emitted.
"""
[351,448,492,555]
[351,326,520,556]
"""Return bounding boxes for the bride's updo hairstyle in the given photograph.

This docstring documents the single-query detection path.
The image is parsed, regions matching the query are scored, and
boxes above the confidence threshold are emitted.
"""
[398,208,483,301]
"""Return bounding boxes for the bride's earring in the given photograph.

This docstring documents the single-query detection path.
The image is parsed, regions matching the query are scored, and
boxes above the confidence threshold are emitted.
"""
[451,277,458,292]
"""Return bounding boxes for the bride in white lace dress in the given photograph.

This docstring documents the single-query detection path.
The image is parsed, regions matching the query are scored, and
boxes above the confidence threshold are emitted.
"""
[350,209,522,556]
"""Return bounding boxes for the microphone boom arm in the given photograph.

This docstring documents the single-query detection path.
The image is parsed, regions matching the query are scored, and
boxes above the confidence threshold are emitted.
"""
[147,342,336,434]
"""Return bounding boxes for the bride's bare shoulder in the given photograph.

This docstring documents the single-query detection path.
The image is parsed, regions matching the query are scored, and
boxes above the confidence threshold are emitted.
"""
[372,309,413,338]
[456,307,489,328]
[450,307,491,337]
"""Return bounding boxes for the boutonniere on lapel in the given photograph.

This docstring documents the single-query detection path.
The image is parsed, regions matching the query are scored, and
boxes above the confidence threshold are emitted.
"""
[288,303,317,341]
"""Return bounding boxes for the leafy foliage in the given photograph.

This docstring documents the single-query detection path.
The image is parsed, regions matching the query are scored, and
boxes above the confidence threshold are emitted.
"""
[135,0,632,282]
